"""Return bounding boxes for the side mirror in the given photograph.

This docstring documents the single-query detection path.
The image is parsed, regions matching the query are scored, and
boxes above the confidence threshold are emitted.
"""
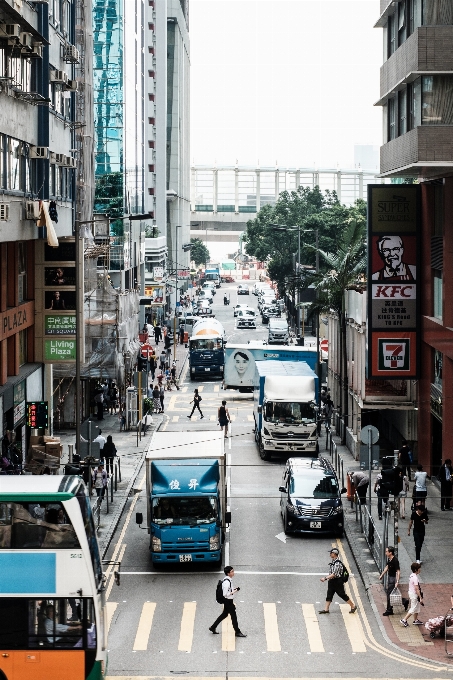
[257,406,262,414]
[136,512,143,525]
[278,486,286,493]
[225,511,232,524]
[340,488,347,495]
[114,570,120,586]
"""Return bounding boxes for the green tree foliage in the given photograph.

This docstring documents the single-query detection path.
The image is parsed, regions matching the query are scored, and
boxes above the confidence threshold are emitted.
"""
[190,238,210,267]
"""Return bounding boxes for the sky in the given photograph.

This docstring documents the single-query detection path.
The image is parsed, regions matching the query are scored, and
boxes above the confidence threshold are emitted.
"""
[190,0,383,170]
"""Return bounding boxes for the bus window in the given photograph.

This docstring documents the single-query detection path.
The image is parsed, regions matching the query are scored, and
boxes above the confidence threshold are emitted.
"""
[76,492,103,588]
[0,502,80,549]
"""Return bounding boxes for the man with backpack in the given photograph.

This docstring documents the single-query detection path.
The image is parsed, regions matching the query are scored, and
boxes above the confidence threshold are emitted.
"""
[209,566,247,637]
[319,548,357,614]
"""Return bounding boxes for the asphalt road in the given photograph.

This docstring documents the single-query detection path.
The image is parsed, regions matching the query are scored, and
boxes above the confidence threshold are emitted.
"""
[104,285,449,679]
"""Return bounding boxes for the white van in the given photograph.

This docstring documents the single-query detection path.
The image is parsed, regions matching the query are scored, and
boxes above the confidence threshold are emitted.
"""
[268,318,289,344]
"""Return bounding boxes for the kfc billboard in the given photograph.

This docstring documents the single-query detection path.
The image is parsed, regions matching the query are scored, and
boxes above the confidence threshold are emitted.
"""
[367,185,420,379]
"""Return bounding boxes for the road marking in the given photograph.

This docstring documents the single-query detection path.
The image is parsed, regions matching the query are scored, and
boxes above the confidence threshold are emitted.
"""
[198,385,204,392]
[178,602,196,652]
[247,415,254,422]
[133,602,156,651]
[167,394,177,412]
[105,602,118,634]
[263,602,281,651]
[182,386,188,393]
[302,604,324,652]
[230,414,236,421]
[275,532,286,543]
[210,415,216,421]
[214,385,219,392]
[172,415,179,422]
[222,616,235,651]
[339,603,366,652]
[106,543,127,601]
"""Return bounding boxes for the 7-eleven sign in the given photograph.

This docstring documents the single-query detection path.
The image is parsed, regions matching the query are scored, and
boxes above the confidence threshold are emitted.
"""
[378,339,410,371]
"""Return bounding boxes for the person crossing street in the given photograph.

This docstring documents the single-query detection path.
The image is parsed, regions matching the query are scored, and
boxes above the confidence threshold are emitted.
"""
[209,566,246,637]
[319,549,357,614]
[187,388,203,419]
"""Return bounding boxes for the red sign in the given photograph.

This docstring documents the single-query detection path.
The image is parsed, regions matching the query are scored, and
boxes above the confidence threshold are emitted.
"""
[320,339,328,351]
[140,343,154,357]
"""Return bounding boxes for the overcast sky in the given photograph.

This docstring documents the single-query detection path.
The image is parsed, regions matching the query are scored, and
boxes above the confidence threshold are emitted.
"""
[190,0,382,169]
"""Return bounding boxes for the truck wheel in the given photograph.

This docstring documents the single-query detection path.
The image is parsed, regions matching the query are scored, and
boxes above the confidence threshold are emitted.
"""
[259,441,271,461]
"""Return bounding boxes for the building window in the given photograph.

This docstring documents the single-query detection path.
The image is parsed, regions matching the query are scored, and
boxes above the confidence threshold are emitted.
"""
[8,139,20,191]
[407,80,422,130]
[388,97,397,141]
[422,75,453,125]
[18,329,27,367]
[388,12,397,57]
[18,243,26,303]
[398,2,406,45]
[398,89,407,135]
[423,0,453,25]
[433,269,443,319]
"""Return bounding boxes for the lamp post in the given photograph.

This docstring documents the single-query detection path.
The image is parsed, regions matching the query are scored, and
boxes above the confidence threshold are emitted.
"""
[272,224,304,336]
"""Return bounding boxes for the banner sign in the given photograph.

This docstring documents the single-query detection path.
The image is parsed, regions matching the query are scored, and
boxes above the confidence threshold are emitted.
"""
[44,339,76,361]
[367,185,420,379]
[45,314,76,335]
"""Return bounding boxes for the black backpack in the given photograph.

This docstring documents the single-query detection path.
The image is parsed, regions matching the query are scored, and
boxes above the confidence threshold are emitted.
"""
[335,559,349,583]
[216,578,228,604]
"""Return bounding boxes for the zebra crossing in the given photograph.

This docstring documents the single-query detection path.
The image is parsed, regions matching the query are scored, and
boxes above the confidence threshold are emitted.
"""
[107,598,368,654]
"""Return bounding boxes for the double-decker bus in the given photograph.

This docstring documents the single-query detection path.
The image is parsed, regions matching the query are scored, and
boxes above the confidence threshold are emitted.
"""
[0,476,107,680]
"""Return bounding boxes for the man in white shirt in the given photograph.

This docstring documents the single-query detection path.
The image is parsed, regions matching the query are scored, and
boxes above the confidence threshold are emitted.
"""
[209,566,247,637]
[93,430,106,452]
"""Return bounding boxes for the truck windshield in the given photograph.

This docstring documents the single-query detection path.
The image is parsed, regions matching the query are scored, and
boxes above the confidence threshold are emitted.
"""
[264,401,315,424]
[190,339,222,351]
[152,497,218,525]
[291,473,339,499]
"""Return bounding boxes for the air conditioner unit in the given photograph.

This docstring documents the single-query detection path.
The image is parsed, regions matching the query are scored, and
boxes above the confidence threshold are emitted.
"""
[1,24,21,39]
[19,32,33,49]
[65,79,78,92]
[25,200,40,220]
[64,44,80,63]
[30,44,43,58]
[30,146,49,159]
[64,156,77,168]
[50,152,65,164]
[51,70,68,85]
[0,204,10,221]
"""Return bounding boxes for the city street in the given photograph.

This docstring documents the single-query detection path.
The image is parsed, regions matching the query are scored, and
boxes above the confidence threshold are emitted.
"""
[104,286,450,680]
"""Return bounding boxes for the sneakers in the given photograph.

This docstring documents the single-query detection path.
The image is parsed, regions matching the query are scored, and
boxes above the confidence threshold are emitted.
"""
[209,626,219,634]
[413,620,423,625]
[349,606,357,614]
[235,631,247,638]
[383,610,393,616]
[400,619,408,627]
[187,415,191,419]
[200,415,204,419]
[318,610,330,614]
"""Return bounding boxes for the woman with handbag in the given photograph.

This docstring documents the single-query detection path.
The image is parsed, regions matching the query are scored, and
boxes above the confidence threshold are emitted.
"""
[400,562,423,627]
[103,435,117,476]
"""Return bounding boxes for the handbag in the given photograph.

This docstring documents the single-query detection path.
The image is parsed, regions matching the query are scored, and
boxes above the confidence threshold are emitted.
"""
[389,587,403,607]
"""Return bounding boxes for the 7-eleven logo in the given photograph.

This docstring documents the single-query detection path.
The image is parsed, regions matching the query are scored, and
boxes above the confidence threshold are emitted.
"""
[378,339,410,371]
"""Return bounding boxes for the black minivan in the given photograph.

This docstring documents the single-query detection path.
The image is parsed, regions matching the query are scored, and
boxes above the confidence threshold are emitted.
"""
[279,457,346,537]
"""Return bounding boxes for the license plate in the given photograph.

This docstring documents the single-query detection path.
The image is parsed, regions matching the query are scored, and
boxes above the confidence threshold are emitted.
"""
[179,554,192,562]
[310,521,322,528]
[205,368,210,371]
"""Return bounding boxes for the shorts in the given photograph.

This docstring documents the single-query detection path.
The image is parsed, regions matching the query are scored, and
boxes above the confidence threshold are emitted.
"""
[219,419,228,427]
[407,593,420,615]
[326,577,349,603]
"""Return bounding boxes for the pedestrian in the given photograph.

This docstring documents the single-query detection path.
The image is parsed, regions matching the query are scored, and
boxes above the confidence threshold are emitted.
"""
[379,546,401,616]
[324,397,334,429]
[119,407,126,432]
[92,463,107,498]
[170,361,180,390]
[164,333,171,352]
[209,566,247,637]
[438,458,452,511]
[179,324,185,344]
[94,385,104,420]
[400,562,424,627]
[93,429,106,453]
[218,400,231,438]
[159,384,165,413]
[154,323,161,345]
[318,548,357,614]
[374,468,389,520]
[109,382,118,415]
[187,388,203,419]
[152,385,161,413]
[408,504,429,564]
[399,473,409,518]
[103,435,117,475]
[413,464,428,506]
[398,440,412,481]
[160,349,167,371]
[351,470,369,505]
[149,353,156,382]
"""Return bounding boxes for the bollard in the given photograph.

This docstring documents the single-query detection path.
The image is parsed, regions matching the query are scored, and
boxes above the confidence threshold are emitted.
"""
[110,473,114,504]
[68,444,73,464]
[118,457,122,482]
[115,463,118,492]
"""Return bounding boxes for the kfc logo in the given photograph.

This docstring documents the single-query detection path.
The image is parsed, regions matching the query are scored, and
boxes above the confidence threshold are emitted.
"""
[372,284,416,300]
[378,339,410,371]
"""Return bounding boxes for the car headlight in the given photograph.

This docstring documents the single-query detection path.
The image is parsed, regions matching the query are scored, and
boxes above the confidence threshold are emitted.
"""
[332,506,343,515]
[210,534,220,551]
[286,502,297,514]
[152,536,162,552]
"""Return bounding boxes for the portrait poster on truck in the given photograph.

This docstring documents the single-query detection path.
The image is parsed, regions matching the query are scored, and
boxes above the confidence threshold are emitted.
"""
[224,343,317,389]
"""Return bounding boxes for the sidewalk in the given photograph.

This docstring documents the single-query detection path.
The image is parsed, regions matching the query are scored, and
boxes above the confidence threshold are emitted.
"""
[54,340,189,556]
[320,428,453,664]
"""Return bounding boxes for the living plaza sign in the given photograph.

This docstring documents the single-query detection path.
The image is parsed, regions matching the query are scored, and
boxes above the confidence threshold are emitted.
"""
[367,185,420,379]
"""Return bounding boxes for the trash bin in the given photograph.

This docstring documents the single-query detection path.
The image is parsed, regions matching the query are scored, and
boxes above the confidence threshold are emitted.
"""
[347,473,355,502]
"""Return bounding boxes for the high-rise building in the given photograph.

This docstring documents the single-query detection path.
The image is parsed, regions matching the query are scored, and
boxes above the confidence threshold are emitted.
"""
[375,0,453,474]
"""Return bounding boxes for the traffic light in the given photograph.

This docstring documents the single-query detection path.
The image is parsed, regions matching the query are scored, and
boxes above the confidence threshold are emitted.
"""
[137,355,147,372]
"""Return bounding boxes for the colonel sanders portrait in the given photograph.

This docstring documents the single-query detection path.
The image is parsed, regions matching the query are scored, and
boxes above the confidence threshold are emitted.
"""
[371,235,416,281]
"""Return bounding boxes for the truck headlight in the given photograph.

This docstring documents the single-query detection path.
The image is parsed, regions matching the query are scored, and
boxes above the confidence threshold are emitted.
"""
[210,534,220,551]
[152,536,162,552]
[263,427,270,436]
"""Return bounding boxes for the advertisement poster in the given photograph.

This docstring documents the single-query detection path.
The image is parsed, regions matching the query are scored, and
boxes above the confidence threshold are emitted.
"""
[224,344,317,389]
[367,186,420,379]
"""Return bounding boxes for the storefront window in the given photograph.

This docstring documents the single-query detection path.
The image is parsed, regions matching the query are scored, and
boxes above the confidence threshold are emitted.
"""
[18,329,27,366]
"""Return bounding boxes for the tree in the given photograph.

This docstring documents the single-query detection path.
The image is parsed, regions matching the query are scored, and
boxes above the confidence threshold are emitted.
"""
[306,216,367,440]
[190,238,210,267]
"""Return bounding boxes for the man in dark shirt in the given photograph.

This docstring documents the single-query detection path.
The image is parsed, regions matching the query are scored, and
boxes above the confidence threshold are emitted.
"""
[408,506,429,564]
[379,546,400,615]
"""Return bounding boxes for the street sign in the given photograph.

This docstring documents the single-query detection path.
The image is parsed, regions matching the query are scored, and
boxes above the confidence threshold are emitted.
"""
[80,420,100,441]
[360,425,379,444]
[26,402,48,429]
[140,343,154,357]
[320,339,328,351]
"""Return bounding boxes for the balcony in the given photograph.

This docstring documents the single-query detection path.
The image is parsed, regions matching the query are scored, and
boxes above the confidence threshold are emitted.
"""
[380,126,453,177]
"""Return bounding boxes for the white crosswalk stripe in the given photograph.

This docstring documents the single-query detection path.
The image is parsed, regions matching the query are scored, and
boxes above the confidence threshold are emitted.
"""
[110,600,367,653]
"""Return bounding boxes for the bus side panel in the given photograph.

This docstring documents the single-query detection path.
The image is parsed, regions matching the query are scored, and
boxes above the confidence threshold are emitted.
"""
[0,650,85,680]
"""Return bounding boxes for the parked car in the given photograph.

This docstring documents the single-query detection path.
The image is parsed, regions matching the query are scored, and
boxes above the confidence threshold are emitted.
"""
[233,304,253,317]
[221,275,234,283]
[236,310,256,329]
[198,306,214,317]
[261,306,281,324]
[237,284,250,295]
[198,290,214,304]
[279,457,346,536]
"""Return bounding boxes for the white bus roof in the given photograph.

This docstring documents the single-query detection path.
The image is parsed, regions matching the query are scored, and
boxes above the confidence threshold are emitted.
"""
[0,476,81,494]
[146,431,225,461]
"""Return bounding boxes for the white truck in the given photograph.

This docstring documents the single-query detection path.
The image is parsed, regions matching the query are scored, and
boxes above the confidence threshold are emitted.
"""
[138,431,229,566]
